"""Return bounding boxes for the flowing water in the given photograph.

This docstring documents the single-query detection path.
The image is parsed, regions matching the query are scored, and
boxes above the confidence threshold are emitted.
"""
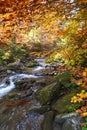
[0,58,47,99]
[0,74,38,99]
[0,58,48,130]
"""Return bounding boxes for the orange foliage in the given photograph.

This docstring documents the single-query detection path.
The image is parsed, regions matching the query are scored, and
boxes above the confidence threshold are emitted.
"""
[0,0,87,43]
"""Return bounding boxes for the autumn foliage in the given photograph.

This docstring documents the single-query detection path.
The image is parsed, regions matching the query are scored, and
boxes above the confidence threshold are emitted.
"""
[0,0,87,121]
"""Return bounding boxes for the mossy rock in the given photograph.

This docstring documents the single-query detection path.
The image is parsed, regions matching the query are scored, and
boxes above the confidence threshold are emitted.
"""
[26,61,38,67]
[5,93,19,100]
[7,62,23,71]
[35,82,60,105]
[52,91,83,113]
[42,111,55,130]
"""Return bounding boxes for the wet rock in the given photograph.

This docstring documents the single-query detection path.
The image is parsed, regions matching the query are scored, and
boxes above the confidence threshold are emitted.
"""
[52,91,81,113]
[5,78,10,85]
[20,89,33,98]
[15,78,36,91]
[35,82,60,105]
[43,111,55,130]
[53,112,82,130]
[7,70,12,74]
[4,89,33,100]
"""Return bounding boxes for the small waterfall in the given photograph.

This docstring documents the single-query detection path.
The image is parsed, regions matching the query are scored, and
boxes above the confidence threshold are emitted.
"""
[0,74,38,99]
[33,58,51,72]
[0,77,15,99]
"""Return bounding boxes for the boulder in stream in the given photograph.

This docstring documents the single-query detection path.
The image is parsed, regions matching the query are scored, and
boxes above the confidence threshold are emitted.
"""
[14,78,36,91]
[7,61,24,72]
[26,61,38,67]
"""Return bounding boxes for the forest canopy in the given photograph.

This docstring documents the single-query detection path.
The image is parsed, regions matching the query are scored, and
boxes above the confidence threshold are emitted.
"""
[0,0,87,44]
[0,0,87,67]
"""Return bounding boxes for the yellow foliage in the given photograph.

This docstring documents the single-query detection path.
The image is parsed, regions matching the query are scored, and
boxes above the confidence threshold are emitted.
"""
[82,71,87,77]
[71,90,87,117]
[74,68,87,89]
[71,90,87,103]
[2,51,11,60]
[76,79,83,85]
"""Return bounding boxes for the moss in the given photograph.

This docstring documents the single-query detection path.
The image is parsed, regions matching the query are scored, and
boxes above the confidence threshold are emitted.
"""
[35,82,60,105]
[42,111,55,130]
[5,94,19,100]
[52,91,83,113]
[26,61,38,67]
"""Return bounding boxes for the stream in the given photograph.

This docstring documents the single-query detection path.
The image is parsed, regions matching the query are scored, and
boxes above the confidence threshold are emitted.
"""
[0,58,51,130]
[0,58,49,99]
[0,74,38,99]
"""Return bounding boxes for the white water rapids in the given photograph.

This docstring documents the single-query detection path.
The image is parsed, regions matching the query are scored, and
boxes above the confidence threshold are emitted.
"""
[0,74,38,99]
[33,58,51,72]
[0,58,49,99]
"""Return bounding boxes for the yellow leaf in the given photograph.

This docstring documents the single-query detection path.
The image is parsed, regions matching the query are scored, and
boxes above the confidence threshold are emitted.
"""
[81,90,85,93]
[76,109,81,113]
[82,72,87,77]
[77,79,82,85]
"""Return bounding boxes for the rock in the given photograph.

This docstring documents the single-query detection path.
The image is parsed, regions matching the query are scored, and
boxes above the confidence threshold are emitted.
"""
[42,111,55,130]
[35,82,60,105]
[62,118,81,130]
[20,89,33,98]
[53,124,61,130]
[7,70,12,74]
[54,112,79,124]
[52,91,81,113]
[7,62,24,72]
[0,66,8,80]
[15,78,36,91]
[5,93,19,100]
[31,105,50,114]
[53,112,82,130]
[35,78,47,87]
[5,78,10,85]
[26,61,38,67]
